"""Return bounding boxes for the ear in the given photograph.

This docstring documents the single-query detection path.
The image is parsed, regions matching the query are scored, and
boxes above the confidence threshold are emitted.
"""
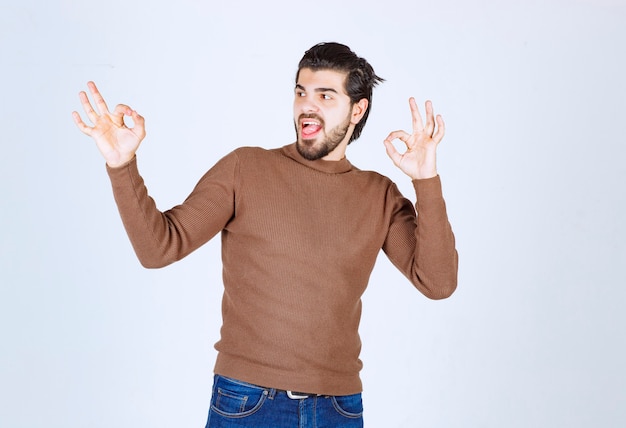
[350,99,369,125]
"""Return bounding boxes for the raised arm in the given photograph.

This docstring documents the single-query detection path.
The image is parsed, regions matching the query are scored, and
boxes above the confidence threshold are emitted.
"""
[382,98,457,298]
[72,81,146,168]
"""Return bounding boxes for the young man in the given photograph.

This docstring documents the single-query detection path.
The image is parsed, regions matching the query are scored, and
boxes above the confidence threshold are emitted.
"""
[73,42,458,428]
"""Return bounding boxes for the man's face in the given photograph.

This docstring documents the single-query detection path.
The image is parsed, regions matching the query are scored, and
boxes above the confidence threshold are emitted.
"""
[293,68,355,161]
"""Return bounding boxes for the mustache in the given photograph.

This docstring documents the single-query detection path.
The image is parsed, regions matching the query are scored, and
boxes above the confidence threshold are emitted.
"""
[298,113,325,126]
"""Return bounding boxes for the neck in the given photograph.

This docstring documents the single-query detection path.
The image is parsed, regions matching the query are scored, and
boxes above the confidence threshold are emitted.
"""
[322,143,348,161]
[322,130,354,161]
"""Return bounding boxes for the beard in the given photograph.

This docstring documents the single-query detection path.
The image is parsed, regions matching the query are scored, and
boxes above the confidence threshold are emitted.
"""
[295,113,351,161]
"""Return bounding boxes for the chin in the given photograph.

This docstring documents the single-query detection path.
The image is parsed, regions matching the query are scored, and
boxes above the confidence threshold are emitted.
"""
[296,139,329,161]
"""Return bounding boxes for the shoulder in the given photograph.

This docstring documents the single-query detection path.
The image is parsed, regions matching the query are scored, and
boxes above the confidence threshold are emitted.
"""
[232,146,280,158]
[223,146,283,167]
[350,165,396,188]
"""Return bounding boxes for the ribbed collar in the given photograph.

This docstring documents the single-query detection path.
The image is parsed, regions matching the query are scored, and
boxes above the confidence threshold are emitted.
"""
[280,143,354,174]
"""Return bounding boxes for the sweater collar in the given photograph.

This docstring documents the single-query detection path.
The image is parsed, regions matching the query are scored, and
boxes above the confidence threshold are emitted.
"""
[281,143,354,174]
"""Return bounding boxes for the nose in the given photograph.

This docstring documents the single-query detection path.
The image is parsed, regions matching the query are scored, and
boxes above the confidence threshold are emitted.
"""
[295,96,319,114]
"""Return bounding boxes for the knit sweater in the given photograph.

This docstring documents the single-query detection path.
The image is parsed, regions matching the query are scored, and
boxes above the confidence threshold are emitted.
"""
[106,143,458,396]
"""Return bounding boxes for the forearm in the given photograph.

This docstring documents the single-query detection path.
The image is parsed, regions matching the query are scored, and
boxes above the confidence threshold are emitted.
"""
[107,157,186,267]
[411,175,458,299]
[106,156,235,268]
[384,176,458,299]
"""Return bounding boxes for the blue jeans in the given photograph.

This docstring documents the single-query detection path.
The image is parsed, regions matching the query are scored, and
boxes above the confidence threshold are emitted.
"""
[205,375,364,427]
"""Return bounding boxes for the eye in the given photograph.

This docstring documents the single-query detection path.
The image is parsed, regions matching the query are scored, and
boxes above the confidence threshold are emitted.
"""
[321,93,332,100]
[296,91,306,97]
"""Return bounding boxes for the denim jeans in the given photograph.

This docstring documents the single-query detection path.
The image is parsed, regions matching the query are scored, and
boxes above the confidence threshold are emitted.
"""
[205,375,364,427]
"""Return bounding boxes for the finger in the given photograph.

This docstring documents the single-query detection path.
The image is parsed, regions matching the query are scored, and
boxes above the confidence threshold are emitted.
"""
[87,81,111,115]
[384,130,412,147]
[383,138,403,167]
[110,105,147,140]
[424,100,435,136]
[79,90,99,124]
[433,114,445,143]
[409,97,424,134]
[111,104,133,127]
[72,111,93,136]
[130,110,147,140]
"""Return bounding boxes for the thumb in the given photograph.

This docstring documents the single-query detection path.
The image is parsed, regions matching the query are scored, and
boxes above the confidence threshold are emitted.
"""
[111,104,133,127]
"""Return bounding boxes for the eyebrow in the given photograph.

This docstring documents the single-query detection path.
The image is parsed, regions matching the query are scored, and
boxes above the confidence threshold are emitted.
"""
[295,84,339,94]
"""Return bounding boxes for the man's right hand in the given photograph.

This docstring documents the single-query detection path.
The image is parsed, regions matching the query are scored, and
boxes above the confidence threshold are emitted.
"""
[72,81,146,168]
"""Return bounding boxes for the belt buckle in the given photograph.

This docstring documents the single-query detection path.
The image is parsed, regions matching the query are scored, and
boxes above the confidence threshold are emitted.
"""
[287,390,310,399]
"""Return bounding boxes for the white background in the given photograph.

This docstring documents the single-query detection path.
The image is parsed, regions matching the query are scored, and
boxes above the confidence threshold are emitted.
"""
[1,0,625,427]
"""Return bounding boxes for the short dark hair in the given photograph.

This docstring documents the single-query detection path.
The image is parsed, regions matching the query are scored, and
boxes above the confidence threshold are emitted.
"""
[296,42,384,143]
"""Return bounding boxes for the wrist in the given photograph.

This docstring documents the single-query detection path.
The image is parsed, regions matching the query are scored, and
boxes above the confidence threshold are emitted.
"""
[106,155,135,169]
[410,169,438,180]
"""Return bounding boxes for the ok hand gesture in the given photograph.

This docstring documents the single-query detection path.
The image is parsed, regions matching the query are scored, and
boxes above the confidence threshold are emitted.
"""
[383,98,445,180]
[72,81,146,168]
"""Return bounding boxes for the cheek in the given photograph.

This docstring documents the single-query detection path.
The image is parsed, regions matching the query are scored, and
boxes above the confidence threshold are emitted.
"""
[293,98,307,116]
[293,104,300,122]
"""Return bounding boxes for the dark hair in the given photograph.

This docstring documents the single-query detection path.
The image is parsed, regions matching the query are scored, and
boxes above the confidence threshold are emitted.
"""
[296,42,384,143]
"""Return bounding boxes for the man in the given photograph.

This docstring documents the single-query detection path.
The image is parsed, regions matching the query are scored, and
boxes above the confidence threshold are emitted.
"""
[73,42,458,428]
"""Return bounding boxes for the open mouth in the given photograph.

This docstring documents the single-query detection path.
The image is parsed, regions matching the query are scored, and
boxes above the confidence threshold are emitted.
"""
[300,118,323,139]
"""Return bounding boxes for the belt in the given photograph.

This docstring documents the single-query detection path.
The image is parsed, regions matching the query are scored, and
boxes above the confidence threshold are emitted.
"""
[281,390,320,399]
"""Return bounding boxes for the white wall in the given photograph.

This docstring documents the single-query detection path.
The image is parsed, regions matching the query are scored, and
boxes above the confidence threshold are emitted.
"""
[1,0,624,427]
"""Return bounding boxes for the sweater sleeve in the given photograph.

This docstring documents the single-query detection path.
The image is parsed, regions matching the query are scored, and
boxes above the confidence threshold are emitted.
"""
[106,152,238,268]
[382,175,458,299]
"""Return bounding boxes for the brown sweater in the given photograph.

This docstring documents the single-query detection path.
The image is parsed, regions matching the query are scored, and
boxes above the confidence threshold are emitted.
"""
[107,143,458,395]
